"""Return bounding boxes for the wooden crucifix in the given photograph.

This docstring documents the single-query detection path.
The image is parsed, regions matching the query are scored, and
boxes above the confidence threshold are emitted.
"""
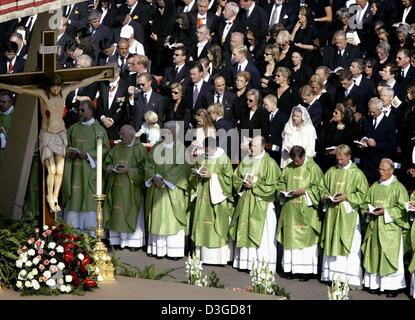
[0,30,115,226]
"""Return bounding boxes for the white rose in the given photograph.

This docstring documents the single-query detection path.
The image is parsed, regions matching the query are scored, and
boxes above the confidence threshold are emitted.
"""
[60,285,67,292]
[48,242,56,249]
[24,281,32,288]
[25,260,33,267]
[65,275,73,283]
[32,256,41,265]
[43,270,51,280]
[16,281,23,288]
[50,258,57,264]
[16,259,23,268]
[31,279,40,290]
[21,255,28,263]
[97,275,104,282]
[46,278,56,287]
[65,285,72,293]
[58,262,65,270]
[27,272,34,280]
[78,253,84,261]
[19,269,27,277]
[95,267,100,274]
[31,268,38,276]
[27,249,36,256]
[43,225,49,231]
[56,246,64,253]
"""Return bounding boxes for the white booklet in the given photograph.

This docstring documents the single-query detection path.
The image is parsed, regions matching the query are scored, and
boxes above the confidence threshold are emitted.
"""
[353,137,368,147]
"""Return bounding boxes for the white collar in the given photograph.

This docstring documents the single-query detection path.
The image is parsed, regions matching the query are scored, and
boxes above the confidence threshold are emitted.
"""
[308,97,317,106]
[185,0,195,10]
[198,13,207,19]
[375,112,384,123]
[353,74,362,86]
[346,82,354,92]
[247,2,255,15]
[207,147,224,159]
[129,2,138,12]
[110,76,120,87]
[126,137,135,147]
[339,160,352,170]
[358,1,369,12]
[81,118,95,126]
[0,105,14,115]
[225,17,236,24]
[197,40,208,47]
[252,150,265,160]
[403,64,411,75]
[195,79,204,88]
[380,175,395,185]
[386,79,396,87]
[239,59,248,70]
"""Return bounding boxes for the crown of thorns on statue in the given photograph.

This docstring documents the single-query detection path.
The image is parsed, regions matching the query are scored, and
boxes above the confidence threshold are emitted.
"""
[46,74,63,87]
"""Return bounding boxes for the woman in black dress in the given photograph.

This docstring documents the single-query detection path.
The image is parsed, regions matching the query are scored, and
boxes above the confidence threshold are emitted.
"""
[259,44,280,96]
[290,5,321,70]
[305,0,333,47]
[275,30,294,68]
[289,49,313,90]
[164,82,191,129]
[274,66,300,116]
[309,74,333,126]
[323,103,357,171]
[233,71,250,127]
[207,44,231,88]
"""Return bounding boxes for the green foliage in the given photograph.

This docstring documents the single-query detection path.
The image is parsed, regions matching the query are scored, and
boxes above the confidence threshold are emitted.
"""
[207,271,225,289]
[272,283,291,300]
[114,256,177,280]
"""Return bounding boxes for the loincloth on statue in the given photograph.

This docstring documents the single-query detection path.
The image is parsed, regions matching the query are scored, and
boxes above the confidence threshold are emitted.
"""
[39,129,68,163]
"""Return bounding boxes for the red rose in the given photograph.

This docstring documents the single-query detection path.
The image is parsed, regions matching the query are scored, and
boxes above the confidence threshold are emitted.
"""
[63,242,78,251]
[81,254,92,268]
[64,251,74,264]
[83,278,97,290]
[70,271,80,286]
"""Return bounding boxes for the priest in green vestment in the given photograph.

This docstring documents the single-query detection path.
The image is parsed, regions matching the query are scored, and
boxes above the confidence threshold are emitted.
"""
[362,158,410,296]
[320,144,369,287]
[0,91,14,161]
[145,121,192,259]
[191,137,234,265]
[62,100,110,234]
[408,191,415,299]
[231,136,281,272]
[104,125,148,251]
[277,146,324,279]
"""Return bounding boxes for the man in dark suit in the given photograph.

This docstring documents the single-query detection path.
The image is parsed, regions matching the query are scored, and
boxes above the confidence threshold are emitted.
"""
[335,69,364,113]
[300,85,323,137]
[178,0,199,14]
[159,47,191,96]
[129,72,167,130]
[350,58,374,112]
[0,41,25,74]
[263,93,288,163]
[238,0,268,41]
[380,63,405,102]
[189,0,219,36]
[98,0,119,28]
[63,0,89,37]
[203,74,236,125]
[9,32,27,61]
[315,66,336,105]
[96,67,129,142]
[229,45,261,90]
[88,9,114,54]
[265,0,296,32]
[56,17,74,68]
[184,62,211,127]
[108,38,130,73]
[216,2,245,53]
[396,48,415,92]
[190,25,211,62]
[359,97,397,184]
[207,103,234,158]
[322,31,362,72]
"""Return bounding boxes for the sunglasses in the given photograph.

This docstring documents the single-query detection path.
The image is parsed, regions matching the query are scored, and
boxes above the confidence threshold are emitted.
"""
[138,83,146,86]
[247,99,254,102]
[366,65,373,68]
[264,53,272,55]
[172,91,180,94]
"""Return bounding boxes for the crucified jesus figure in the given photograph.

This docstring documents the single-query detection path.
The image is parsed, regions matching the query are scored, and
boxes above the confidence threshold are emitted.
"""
[0,70,111,212]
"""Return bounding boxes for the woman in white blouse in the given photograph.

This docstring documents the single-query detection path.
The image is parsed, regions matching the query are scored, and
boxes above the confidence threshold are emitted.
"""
[281,105,317,168]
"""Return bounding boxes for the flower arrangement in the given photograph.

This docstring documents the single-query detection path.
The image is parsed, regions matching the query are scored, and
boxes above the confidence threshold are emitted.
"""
[250,261,276,295]
[185,253,208,287]
[327,274,350,300]
[14,224,99,295]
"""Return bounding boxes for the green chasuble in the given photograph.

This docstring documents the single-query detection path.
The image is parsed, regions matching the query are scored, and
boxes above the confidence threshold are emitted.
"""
[361,177,410,277]
[104,140,147,233]
[145,140,191,236]
[230,151,280,248]
[190,148,234,248]
[62,121,109,212]
[320,162,368,257]
[0,108,14,161]
[409,192,415,273]
[277,157,324,250]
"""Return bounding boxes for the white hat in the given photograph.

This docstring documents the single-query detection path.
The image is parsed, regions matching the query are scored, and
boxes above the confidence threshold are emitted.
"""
[120,25,134,39]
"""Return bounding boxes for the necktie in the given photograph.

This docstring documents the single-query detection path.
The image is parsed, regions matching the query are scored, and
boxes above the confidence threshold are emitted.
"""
[401,69,405,78]
[193,85,199,108]
[143,93,148,105]
[270,4,280,27]
[373,117,377,128]
[270,113,274,122]
[237,64,241,73]
[173,66,179,81]
[8,61,13,73]
[344,89,349,97]
[120,57,126,69]
[216,94,220,103]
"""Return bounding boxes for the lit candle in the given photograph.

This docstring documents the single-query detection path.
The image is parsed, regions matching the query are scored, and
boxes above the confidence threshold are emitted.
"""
[96,134,103,195]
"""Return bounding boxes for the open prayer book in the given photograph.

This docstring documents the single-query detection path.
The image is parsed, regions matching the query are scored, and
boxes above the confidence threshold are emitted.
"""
[365,204,382,216]
[325,193,343,202]
[325,146,337,152]
[112,163,126,173]
[353,137,368,147]
[391,96,402,108]
[192,166,207,176]
[405,202,415,221]
[280,190,296,198]
[68,146,81,153]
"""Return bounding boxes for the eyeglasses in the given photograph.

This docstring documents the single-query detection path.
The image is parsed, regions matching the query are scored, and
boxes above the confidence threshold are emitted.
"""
[138,83,146,86]
[172,91,180,94]
[365,65,373,68]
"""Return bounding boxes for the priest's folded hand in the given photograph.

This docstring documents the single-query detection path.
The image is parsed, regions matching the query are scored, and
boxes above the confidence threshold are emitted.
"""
[77,151,87,160]
[69,151,78,159]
